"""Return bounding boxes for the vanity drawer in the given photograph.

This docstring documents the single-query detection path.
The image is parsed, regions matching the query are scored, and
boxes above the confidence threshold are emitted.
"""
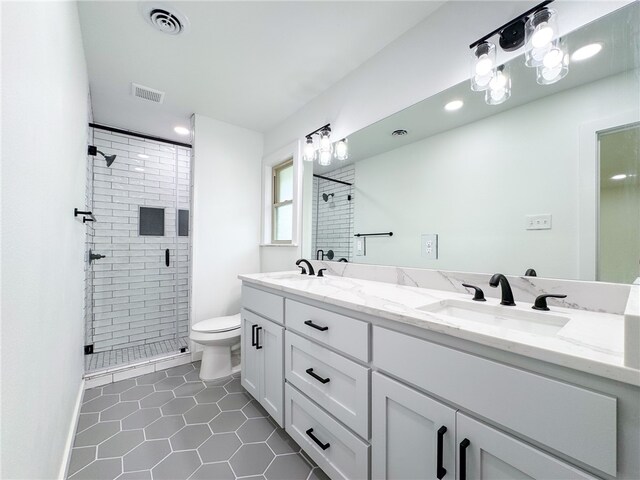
[285,331,369,438]
[242,285,283,325]
[285,299,369,362]
[373,326,617,476]
[285,383,369,480]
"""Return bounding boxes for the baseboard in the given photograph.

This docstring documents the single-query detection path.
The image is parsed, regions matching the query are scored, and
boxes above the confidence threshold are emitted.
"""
[190,349,203,362]
[58,378,85,479]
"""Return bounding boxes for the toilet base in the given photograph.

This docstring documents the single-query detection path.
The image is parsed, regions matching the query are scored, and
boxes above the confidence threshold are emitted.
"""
[200,345,232,381]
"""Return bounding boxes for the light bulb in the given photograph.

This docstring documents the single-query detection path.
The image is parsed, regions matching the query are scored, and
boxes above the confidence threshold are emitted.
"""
[536,42,568,85]
[471,42,496,92]
[302,136,315,162]
[531,24,553,48]
[485,66,511,106]
[318,149,332,166]
[334,138,348,161]
[475,54,493,76]
[489,71,506,90]
[319,128,332,154]
[543,48,563,68]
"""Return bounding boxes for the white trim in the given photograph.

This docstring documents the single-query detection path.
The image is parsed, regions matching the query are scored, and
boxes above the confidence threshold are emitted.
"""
[578,110,639,280]
[58,378,85,480]
[261,140,302,246]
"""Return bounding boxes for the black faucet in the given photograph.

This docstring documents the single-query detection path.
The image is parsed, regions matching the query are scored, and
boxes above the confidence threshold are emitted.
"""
[489,273,516,306]
[296,259,315,276]
[532,294,567,311]
[525,268,537,277]
[316,250,325,260]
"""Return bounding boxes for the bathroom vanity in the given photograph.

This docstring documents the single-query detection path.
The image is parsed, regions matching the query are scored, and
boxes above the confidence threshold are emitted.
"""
[240,270,640,480]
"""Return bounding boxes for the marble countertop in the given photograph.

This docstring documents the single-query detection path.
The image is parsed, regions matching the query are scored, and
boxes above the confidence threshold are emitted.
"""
[239,271,640,387]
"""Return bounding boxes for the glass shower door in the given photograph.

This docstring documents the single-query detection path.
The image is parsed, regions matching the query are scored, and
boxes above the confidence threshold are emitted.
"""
[85,128,191,372]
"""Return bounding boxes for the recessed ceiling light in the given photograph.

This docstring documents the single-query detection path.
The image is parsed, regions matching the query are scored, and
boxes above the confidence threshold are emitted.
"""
[137,154,149,159]
[611,174,627,180]
[174,126,190,136]
[444,100,464,111]
[571,43,603,62]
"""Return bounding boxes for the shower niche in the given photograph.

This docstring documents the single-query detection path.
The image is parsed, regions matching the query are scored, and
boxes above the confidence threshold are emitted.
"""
[84,126,192,372]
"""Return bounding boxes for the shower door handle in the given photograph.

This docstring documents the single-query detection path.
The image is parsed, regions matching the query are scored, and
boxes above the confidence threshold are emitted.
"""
[165,249,170,267]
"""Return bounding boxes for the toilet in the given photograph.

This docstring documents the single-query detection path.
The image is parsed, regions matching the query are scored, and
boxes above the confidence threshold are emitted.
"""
[190,313,241,381]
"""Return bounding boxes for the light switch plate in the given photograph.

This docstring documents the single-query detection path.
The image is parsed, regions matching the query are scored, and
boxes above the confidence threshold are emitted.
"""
[526,214,552,230]
[421,234,438,259]
[355,237,366,256]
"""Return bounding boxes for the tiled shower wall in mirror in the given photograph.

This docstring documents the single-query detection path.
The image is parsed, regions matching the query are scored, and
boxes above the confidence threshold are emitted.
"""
[84,129,191,372]
[312,164,355,261]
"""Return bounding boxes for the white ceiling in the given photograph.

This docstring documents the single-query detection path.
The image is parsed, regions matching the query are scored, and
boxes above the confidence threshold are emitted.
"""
[78,1,444,142]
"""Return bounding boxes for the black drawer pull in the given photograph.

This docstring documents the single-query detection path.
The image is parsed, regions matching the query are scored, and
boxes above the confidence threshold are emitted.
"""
[304,320,328,331]
[306,368,330,384]
[459,438,470,480]
[251,324,258,347]
[306,428,330,450]
[437,426,447,479]
[255,326,263,349]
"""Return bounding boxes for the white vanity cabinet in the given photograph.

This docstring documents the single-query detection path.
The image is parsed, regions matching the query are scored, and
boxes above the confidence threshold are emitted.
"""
[372,372,456,480]
[371,372,596,480]
[240,285,285,427]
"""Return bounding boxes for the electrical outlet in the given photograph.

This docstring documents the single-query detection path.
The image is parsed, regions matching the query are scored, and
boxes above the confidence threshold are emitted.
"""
[355,237,366,256]
[421,234,438,259]
[526,214,552,230]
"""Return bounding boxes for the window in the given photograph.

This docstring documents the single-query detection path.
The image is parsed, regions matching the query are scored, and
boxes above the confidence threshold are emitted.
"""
[272,159,294,243]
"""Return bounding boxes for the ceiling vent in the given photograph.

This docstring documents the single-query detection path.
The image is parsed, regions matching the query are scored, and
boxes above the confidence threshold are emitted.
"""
[131,83,165,104]
[140,3,190,36]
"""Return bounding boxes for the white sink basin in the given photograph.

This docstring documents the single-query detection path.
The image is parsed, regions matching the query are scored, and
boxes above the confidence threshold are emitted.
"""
[417,299,569,336]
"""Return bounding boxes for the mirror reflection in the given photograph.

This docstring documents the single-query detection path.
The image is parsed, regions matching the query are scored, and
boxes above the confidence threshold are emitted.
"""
[307,3,639,284]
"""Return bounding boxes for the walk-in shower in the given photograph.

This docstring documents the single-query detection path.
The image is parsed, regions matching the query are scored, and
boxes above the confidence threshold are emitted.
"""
[84,125,192,373]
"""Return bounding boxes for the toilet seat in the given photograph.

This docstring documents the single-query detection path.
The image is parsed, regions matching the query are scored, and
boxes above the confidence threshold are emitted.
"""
[192,313,241,334]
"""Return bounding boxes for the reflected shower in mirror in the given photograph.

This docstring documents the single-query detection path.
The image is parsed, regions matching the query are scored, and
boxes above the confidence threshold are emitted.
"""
[306,2,639,283]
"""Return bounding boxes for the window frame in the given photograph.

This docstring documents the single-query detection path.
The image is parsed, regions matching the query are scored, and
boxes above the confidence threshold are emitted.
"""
[271,158,294,244]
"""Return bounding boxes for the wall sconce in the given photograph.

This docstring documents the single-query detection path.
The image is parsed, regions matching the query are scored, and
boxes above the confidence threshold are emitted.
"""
[301,124,348,167]
[469,0,568,106]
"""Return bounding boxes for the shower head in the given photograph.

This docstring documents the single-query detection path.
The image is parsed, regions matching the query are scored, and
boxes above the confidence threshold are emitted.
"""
[103,154,117,167]
[322,193,334,202]
[97,150,117,167]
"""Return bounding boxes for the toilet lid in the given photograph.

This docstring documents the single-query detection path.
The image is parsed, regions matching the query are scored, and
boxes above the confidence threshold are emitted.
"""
[192,313,241,333]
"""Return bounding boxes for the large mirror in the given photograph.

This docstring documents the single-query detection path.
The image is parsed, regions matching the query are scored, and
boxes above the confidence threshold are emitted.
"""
[306,2,639,284]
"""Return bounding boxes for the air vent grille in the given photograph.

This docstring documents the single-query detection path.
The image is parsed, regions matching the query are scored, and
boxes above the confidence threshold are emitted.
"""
[131,83,165,104]
[149,8,183,35]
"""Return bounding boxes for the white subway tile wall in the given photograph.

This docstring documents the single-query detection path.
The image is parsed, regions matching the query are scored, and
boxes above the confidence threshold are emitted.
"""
[311,164,355,261]
[85,130,191,355]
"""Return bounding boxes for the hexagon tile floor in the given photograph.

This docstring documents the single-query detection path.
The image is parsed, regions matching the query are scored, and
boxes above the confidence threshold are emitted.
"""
[68,362,329,480]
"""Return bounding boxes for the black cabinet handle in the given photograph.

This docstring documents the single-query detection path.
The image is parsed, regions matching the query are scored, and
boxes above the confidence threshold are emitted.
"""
[305,428,330,450]
[459,438,470,480]
[255,326,263,349]
[251,324,258,347]
[165,249,170,267]
[437,426,447,479]
[304,320,328,331]
[306,368,330,384]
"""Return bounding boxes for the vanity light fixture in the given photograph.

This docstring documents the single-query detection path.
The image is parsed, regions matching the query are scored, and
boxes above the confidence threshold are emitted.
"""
[444,100,464,111]
[301,124,348,166]
[469,1,569,105]
[571,43,603,62]
[174,126,190,135]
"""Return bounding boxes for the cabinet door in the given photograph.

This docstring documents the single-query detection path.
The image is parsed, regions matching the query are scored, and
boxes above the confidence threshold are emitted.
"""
[240,310,260,399]
[258,317,284,427]
[456,413,597,480]
[372,372,456,480]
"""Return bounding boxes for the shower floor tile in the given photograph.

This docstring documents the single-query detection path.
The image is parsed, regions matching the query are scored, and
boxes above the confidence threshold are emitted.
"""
[68,362,327,480]
[85,337,190,373]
